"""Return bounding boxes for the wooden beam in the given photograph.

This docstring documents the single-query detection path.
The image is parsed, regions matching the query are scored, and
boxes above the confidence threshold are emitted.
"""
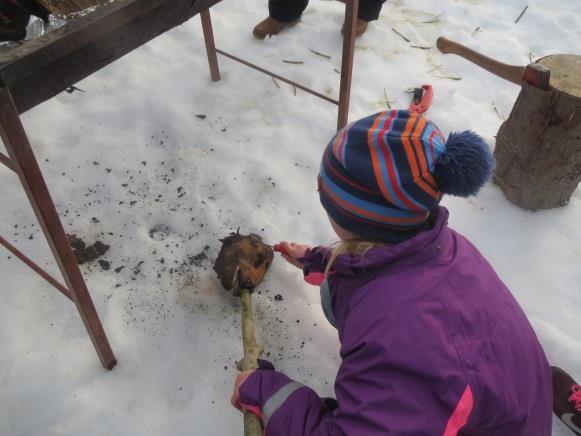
[0,0,222,114]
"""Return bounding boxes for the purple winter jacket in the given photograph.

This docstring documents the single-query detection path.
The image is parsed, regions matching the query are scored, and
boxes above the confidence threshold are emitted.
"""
[238,207,552,435]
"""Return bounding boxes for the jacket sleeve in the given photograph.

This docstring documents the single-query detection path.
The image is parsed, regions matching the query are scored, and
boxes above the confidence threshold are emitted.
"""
[238,366,338,435]
[298,246,330,275]
[238,306,473,435]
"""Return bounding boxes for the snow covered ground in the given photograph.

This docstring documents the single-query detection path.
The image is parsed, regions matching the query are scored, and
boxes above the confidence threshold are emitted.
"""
[1,0,580,434]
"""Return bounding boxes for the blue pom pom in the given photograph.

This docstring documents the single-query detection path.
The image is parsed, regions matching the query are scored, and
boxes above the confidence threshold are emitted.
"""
[434,131,495,197]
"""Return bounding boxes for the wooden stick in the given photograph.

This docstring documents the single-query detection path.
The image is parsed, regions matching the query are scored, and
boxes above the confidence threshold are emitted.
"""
[240,288,261,371]
[239,288,262,436]
[391,27,411,43]
[514,5,528,24]
[309,48,331,60]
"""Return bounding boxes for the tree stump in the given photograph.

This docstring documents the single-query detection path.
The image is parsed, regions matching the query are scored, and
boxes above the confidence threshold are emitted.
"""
[38,0,108,16]
[494,55,581,210]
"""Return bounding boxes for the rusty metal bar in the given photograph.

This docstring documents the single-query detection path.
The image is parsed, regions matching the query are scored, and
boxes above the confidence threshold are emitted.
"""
[215,48,340,105]
[337,0,358,129]
[0,151,15,172]
[0,85,117,370]
[0,235,73,301]
[200,8,220,81]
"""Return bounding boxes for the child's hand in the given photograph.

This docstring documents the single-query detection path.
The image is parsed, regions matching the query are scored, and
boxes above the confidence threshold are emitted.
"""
[274,241,312,269]
[230,370,254,410]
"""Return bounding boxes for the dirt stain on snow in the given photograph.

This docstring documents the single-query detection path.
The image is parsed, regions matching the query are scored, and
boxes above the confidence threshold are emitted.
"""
[68,234,109,264]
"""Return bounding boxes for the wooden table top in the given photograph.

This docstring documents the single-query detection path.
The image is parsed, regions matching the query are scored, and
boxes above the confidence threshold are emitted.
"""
[0,0,221,114]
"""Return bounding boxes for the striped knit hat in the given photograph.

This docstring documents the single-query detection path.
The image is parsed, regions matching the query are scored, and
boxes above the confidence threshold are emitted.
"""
[319,110,494,244]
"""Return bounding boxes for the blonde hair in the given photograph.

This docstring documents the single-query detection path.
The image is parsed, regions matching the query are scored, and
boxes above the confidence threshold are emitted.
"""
[324,238,386,276]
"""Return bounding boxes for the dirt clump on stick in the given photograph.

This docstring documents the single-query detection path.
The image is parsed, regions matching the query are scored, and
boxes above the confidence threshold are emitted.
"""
[213,232,273,295]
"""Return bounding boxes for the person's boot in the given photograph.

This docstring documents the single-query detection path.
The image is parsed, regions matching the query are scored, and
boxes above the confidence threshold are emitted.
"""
[341,18,369,37]
[0,3,30,42]
[252,16,300,40]
[552,366,581,435]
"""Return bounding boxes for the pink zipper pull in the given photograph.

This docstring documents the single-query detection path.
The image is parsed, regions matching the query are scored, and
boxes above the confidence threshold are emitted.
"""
[304,272,325,286]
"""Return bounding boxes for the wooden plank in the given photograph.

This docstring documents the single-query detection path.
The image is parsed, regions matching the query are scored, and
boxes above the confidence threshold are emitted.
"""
[0,0,168,68]
[0,0,221,114]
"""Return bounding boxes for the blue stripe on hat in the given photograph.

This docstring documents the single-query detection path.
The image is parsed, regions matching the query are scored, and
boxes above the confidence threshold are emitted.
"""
[369,111,408,209]
[320,165,427,226]
[319,192,428,244]
[372,116,430,212]
[422,123,436,170]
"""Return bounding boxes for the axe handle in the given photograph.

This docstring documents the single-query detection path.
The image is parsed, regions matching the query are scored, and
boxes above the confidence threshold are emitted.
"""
[436,37,525,85]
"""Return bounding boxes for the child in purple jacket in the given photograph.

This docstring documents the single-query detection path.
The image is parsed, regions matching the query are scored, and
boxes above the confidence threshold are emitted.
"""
[230,110,553,435]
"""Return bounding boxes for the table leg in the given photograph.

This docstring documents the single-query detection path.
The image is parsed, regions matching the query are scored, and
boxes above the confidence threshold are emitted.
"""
[337,0,358,130]
[0,85,117,370]
[201,8,221,82]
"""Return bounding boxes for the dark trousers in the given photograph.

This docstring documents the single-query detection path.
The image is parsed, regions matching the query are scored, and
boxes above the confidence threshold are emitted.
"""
[269,0,387,23]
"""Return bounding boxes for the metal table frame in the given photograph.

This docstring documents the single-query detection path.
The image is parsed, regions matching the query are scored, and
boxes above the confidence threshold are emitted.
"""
[200,1,358,130]
[0,0,357,370]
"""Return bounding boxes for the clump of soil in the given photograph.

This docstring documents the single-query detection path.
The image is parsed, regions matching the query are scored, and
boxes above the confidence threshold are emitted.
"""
[68,234,109,264]
[98,259,110,270]
[188,251,208,267]
[213,232,273,295]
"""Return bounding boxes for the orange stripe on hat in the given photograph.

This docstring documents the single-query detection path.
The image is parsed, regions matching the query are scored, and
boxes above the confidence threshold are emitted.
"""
[401,115,422,182]
[410,117,439,198]
[332,125,348,164]
[321,182,429,225]
[411,117,437,185]
[376,117,424,211]
[326,201,428,231]
[368,111,399,207]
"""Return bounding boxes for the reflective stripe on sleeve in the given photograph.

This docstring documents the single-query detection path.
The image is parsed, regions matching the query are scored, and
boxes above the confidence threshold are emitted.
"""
[263,381,305,428]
